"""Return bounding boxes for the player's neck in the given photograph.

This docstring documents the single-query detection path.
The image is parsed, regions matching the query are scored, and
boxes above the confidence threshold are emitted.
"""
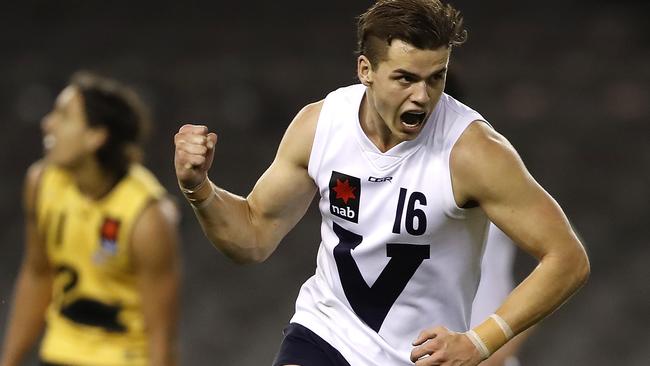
[359,93,402,153]
[71,158,119,200]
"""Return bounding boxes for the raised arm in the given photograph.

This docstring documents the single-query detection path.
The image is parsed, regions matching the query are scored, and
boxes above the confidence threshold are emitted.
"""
[411,122,589,365]
[174,101,322,263]
[131,197,181,366]
[0,162,52,366]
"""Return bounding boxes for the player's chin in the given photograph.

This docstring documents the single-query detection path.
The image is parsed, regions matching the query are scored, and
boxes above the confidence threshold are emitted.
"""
[42,152,60,165]
[47,154,76,169]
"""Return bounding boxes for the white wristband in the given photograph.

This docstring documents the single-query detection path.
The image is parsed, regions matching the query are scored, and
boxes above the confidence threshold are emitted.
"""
[490,314,514,340]
[465,330,490,359]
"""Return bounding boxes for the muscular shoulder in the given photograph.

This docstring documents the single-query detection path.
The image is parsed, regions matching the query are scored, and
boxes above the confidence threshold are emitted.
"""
[131,196,180,269]
[277,100,324,168]
[450,121,529,206]
[134,197,180,237]
[296,100,324,125]
[24,160,47,215]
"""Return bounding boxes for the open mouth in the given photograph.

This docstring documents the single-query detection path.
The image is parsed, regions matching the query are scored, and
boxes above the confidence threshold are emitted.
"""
[400,111,426,128]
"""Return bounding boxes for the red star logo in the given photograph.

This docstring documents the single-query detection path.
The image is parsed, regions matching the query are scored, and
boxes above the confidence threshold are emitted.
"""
[333,179,357,204]
[101,219,120,241]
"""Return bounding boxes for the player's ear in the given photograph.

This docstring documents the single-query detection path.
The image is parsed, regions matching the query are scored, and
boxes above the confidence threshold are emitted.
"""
[357,55,373,86]
[84,126,109,152]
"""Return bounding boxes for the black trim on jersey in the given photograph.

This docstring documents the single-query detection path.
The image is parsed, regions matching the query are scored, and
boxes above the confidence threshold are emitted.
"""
[40,361,64,366]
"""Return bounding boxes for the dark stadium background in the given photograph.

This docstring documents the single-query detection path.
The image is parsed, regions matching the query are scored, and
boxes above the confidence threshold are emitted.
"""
[1,1,648,365]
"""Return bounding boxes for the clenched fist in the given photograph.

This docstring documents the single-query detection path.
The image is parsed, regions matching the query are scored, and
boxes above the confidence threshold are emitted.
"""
[174,124,218,189]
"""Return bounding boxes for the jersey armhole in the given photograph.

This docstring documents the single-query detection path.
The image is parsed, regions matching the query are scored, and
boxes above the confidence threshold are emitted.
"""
[441,119,492,219]
[307,98,333,181]
[29,162,53,230]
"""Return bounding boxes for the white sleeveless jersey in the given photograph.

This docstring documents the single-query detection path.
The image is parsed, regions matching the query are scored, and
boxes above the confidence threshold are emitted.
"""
[291,84,490,365]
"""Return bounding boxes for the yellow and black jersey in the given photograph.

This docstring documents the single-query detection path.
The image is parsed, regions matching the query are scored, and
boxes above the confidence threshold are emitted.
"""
[36,164,165,366]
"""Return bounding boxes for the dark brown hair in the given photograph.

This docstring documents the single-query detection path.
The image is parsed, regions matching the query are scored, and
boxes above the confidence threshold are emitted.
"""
[70,71,151,177]
[357,0,467,67]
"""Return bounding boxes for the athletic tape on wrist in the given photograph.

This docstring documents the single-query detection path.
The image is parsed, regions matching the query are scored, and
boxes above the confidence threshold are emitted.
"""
[179,177,208,195]
[490,314,514,340]
[465,330,490,359]
[180,178,215,209]
[189,189,216,210]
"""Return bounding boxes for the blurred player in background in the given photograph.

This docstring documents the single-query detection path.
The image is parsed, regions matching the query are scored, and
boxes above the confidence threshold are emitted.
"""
[471,225,529,366]
[446,74,531,366]
[174,0,589,365]
[0,72,180,366]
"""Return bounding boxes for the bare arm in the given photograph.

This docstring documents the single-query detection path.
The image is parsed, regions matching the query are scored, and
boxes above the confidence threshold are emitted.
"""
[0,162,53,366]
[174,102,322,263]
[131,197,181,366]
[453,122,589,335]
[411,122,589,365]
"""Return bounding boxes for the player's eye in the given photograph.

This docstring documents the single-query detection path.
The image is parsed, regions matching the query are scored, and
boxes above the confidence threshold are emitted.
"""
[431,72,445,82]
[396,75,416,84]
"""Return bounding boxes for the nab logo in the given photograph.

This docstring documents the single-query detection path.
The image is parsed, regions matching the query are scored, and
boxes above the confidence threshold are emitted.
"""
[94,218,121,264]
[329,171,361,223]
[100,218,120,254]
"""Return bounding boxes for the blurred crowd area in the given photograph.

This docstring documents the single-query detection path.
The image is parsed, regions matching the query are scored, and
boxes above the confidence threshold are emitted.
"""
[0,1,648,365]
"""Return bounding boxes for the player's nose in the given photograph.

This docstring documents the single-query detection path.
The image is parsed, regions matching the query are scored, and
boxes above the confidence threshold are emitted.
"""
[411,81,430,105]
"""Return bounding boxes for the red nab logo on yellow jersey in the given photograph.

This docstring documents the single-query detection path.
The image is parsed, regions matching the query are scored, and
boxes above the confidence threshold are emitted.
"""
[329,171,361,223]
[99,218,120,255]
